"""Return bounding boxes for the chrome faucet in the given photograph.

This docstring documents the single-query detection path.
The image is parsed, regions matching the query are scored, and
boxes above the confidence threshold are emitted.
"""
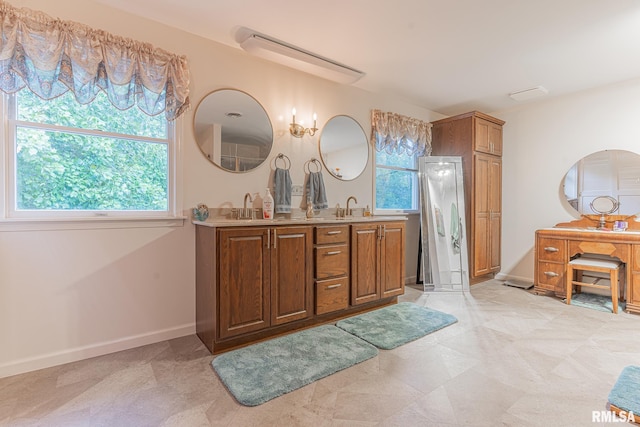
[244,193,253,210]
[346,196,358,216]
[238,192,254,219]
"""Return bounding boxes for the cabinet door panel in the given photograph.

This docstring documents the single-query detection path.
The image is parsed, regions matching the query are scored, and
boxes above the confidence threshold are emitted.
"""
[489,157,502,272]
[218,228,270,339]
[489,123,503,156]
[474,119,491,154]
[351,224,380,305]
[381,223,405,298]
[271,227,313,325]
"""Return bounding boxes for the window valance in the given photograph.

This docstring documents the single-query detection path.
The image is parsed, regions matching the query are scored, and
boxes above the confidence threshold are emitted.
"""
[371,110,432,156]
[0,1,190,120]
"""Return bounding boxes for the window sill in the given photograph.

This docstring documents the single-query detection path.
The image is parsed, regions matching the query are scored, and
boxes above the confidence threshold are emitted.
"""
[0,216,187,232]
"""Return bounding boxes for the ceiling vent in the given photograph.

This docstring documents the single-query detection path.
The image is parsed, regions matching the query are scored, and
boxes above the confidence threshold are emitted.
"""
[235,27,365,85]
[509,86,548,101]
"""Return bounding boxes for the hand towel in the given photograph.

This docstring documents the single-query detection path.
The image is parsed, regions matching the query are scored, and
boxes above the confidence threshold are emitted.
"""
[307,171,328,210]
[274,167,292,213]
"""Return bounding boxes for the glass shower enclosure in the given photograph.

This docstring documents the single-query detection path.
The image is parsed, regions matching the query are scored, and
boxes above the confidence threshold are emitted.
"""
[419,156,470,291]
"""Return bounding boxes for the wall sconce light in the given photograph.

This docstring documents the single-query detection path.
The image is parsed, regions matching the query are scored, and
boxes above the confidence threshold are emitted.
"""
[290,108,318,138]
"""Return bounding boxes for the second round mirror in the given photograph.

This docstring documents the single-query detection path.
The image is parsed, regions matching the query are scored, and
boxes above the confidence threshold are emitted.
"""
[320,115,368,180]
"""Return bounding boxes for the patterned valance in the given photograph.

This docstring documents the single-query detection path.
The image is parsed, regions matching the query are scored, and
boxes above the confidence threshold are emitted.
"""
[371,110,432,156]
[0,1,190,120]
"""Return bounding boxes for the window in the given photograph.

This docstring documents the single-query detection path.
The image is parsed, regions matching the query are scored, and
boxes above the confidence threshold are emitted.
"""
[375,150,419,213]
[5,89,177,219]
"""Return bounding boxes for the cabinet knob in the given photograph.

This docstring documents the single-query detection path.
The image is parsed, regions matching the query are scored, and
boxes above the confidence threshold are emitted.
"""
[325,250,342,255]
[327,230,342,235]
[544,271,559,277]
[543,247,559,253]
[326,283,342,289]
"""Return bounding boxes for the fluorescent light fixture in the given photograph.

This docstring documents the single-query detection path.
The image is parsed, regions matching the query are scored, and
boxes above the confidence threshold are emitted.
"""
[509,86,548,101]
[235,27,365,85]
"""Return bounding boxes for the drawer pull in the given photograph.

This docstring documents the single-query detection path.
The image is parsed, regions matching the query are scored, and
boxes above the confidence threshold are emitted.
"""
[326,283,342,289]
[325,250,342,255]
[544,247,559,253]
[544,271,559,277]
[327,230,342,235]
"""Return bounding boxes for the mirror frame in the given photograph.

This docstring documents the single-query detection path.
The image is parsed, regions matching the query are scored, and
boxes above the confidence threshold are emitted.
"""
[319,115,369,181]
[192,88,273,173]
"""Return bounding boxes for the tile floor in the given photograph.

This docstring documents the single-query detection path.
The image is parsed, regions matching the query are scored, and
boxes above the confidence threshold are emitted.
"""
[2,280,639,426]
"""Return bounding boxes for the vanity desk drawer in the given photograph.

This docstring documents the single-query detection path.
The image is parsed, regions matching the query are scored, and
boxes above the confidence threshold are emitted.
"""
[537,238,566,262]
[536,262,565,292]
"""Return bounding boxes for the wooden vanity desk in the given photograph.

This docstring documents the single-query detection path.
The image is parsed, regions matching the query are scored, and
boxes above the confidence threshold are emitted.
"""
[534,215,640,314]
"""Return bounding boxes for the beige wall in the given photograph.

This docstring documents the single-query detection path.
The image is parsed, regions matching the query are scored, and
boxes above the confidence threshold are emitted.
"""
[496,77,640,282]
[0,0,442,377]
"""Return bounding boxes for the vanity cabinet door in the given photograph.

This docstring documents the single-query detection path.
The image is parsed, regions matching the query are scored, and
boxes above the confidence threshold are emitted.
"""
[351,222,405,305]
[381,222,405,299]
[270,226,313,326]
[351,223,381,305]
[218,227,271,340]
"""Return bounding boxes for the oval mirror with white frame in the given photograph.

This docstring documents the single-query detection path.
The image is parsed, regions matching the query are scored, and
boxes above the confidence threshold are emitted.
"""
[193,89,273,172]
[319,115,369,180]
[562,149,640,216]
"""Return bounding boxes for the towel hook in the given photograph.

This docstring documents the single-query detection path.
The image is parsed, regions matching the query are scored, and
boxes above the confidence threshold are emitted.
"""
[274,153,291,170]
[305,158,322,173]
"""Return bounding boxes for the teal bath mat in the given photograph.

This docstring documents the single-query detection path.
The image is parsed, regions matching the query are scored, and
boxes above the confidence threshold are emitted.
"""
[212,325,377,406]
[608,365,640,416]
[567,293,625,313]
[336,302,458,350]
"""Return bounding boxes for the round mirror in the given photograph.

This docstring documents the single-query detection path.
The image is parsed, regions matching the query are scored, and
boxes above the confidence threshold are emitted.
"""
[590,196,619,215]
[319,115,369,180]
[193,89,273,172]
[562,149,640,215]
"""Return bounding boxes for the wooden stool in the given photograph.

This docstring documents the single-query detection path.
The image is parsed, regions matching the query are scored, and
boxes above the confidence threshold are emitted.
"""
[566,257,622,314]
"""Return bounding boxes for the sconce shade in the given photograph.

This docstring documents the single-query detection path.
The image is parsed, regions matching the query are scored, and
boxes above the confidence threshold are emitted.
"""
[236,28,365,85]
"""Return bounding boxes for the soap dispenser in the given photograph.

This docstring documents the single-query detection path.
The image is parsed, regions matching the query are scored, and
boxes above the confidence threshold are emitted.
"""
[263,188,274,219]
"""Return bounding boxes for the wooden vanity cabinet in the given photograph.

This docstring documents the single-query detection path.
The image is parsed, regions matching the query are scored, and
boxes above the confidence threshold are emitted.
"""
[196,219,406,354]
[217,225,312,340]
[431,111,505,281]
[351,221,405,305]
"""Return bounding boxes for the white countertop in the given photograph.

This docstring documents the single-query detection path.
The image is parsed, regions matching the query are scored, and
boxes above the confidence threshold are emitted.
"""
[193,215,408,227]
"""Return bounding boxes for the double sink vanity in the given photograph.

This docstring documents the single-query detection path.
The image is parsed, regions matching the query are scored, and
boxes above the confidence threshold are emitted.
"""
[194,215,406,354]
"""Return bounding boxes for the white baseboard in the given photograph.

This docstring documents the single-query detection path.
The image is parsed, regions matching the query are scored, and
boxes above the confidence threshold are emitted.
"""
[495,272,534,283]
[0,323,195,379]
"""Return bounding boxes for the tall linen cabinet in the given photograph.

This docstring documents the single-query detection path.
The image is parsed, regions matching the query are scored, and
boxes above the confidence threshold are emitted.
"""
[430,111,505,281]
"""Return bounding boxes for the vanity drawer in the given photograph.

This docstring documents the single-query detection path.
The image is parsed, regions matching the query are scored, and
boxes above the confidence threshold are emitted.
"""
[315,244,349,279]
[537,238,566,262]
[315,225,349,245]
[536,262,565,291]
[316,277,349,315]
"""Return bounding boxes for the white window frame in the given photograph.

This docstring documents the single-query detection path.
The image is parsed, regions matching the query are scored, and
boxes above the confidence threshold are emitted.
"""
[373,150,420,215]
[0,92,185,231]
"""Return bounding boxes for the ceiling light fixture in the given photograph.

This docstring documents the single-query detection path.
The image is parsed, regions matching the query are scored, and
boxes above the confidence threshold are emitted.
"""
[509,86,548,101]
[235,27,365,85]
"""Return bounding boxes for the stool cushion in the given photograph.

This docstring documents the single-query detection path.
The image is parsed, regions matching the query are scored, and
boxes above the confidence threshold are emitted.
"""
[608,365,640,415]
[569,258,621,269]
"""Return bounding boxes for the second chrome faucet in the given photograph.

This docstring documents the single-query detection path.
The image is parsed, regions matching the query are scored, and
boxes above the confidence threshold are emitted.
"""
[346,196,358,217]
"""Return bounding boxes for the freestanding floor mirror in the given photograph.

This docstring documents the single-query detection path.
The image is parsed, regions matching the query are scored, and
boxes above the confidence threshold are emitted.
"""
[419,156,470,291]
